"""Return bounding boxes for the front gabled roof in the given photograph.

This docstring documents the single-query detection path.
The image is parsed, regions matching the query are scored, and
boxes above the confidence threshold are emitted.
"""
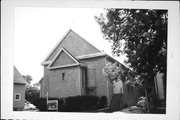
[39,77,43,83]
[41,29,103,65]
[41,28,128,70]
[14,66,27,85]
[47,48,80,69]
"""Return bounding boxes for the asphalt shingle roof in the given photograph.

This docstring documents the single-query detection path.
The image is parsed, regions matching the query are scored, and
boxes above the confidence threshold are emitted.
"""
[14,66,27,84]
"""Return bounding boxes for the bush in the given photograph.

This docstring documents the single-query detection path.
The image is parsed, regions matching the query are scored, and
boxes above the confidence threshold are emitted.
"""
[96,96,107,109]
[137,93,158,112]
[34,95,106,112]
[33,98,47,111]
[62,95,99,112]
[25,86,40,104]
[148,92,158,111]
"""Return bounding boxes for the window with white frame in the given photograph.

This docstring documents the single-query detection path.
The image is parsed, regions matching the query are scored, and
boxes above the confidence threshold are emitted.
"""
[14,93,21,101]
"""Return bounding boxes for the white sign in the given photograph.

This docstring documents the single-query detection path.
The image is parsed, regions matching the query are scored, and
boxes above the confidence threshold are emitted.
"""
[47,100,58,111]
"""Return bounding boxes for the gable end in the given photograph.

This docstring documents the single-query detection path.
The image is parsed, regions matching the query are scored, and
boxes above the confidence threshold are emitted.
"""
[41,29,103,65]
[48,48,80,69]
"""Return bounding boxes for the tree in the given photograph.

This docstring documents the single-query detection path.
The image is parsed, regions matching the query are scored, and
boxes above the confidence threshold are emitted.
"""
[25,84,40,103]
[23,75,33,85]
[95,9,167,111]
[103,62,134,83]
[22,75,40,103]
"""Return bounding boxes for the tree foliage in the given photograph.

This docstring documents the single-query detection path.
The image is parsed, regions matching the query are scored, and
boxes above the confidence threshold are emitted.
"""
[95,9,167,91]
[103,62,134,83]
[25,85,40,103]
[23,75,33,85]
[22,74,40,103]
[103,62,125,82]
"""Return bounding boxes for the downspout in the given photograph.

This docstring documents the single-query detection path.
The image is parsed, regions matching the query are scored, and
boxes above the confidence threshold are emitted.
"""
[79,66,82,95]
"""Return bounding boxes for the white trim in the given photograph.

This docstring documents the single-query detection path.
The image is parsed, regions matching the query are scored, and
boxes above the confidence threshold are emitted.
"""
[41,28,72,65]
[61,48,79,63]
[41,61,51,66]
[48,63,80,70]
[14,93,21,101]
[76,52,107,60]
[47,100,58,111]
[41,29,105,65]
[48,47,80,69]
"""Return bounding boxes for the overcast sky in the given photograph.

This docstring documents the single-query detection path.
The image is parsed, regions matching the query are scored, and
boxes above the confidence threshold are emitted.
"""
[14,7,126,84]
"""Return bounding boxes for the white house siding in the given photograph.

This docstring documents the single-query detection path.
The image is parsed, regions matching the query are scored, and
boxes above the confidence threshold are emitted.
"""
[13,84,26,110]
[155,72,165,100]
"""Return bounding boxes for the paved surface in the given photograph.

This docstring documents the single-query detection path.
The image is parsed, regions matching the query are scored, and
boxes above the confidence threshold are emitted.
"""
[23,109,39,112]
[120,108,144,114]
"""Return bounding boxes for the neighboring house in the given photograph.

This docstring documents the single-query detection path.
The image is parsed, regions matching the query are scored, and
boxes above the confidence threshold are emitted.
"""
[154,72,166,108]
[39,29,140,106]
[13,66,27,111]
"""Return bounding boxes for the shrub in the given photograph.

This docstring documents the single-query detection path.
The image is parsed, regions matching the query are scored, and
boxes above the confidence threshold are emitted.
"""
[96,96,107,109]
[63,96,80,112]
[148,92,158,111]
[62,95,99,112]
[81,96,99,110]
[33,98,47,111]
[58,99,64,112]
[34,95,106,112]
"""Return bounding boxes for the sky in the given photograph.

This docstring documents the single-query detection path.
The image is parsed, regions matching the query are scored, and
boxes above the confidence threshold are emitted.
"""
[14,7,126,84]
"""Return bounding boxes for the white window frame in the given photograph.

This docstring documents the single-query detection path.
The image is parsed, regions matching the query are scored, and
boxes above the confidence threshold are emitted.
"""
[14,93,21,101]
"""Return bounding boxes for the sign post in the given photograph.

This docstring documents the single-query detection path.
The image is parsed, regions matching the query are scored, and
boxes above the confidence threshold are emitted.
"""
[45,92,58,111]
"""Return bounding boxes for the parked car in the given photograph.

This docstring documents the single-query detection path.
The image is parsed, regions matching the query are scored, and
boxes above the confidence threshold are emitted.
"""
[137,96,147,111]
[24,100,37,110]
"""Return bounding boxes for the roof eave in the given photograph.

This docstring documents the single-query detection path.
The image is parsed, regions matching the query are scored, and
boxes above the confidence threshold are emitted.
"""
[76,53,107,60]
[41,28,73,64]
[48,63,81,70]
[41,61,51,66]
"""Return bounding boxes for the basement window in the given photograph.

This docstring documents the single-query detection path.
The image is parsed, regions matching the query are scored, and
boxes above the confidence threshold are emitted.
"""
[62,73,65,81]
[14,93,21,101]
